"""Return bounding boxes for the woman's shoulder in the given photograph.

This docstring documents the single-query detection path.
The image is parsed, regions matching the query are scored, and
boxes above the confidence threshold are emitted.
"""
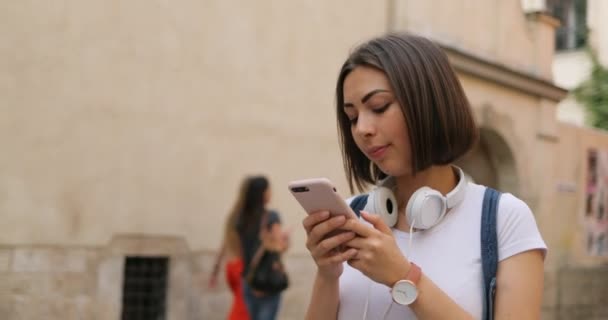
[464,182,538,229]
[493,191,539,233]
[267,209,282,224]
[497,192,532,214]
[466,182,531,214]
[470,183,547,259]
[345,193,369,204]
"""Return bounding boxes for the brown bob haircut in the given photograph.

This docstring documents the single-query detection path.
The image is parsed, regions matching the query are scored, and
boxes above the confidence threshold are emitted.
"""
[336,33,478,193]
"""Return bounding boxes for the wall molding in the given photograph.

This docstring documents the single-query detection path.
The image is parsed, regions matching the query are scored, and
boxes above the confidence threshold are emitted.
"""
[442,45,568,102]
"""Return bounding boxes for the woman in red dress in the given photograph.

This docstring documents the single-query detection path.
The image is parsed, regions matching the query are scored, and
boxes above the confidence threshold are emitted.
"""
[208,179,250,320]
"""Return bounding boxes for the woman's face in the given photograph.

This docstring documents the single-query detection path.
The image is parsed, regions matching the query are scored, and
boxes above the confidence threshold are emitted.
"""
[342,66,412,177]
[263,187,272,205]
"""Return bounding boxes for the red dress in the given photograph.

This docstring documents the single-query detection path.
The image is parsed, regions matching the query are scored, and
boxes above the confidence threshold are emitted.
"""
[225,258,249,320]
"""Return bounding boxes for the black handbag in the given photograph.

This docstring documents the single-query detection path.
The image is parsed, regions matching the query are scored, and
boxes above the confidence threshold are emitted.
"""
[246,249,289,294]
[246,212,289,295]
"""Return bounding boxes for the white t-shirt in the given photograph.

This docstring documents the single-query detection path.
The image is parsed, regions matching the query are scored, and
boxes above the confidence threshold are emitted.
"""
[338,182,547,320]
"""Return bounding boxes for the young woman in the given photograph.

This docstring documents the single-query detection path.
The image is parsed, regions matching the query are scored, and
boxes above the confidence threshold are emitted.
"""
[209,178,251,320]
[302,33,547,320]
[237,175,289,320]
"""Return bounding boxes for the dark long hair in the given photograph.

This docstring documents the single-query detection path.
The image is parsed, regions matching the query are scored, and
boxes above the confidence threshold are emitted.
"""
[222,178,250,256]
[236,175,270,235]
[335,33,478,193]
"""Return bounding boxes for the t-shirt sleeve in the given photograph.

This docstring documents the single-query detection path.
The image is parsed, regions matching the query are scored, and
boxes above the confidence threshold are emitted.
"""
[497,193,547,261]
[266,210,281,228]
[345,196,357,205]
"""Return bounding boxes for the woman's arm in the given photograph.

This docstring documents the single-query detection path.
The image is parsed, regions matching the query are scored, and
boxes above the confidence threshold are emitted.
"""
[389,254,542,320]
[305,272,340,320]
[302,212,359,320]
[269,223,290,253]
[405,271,475,319]
[345,212,476,320]
[493,250,544,319]
[208,242,227,288]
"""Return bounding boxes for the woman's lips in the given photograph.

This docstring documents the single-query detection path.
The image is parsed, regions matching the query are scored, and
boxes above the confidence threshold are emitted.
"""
[367,145,389,159]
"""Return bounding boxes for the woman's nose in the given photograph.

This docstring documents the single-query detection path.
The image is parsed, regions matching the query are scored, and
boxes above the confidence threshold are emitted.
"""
[354,113,376,137]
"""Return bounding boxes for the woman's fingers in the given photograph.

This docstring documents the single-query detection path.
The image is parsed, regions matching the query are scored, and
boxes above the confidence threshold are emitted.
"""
[306,215,347,249]
[302,210,330,233]
[311,231,356,258]
[341,217,375,238]
[317,248,358,266]
[343,236,367,249]
[347,257,364,270]
[302,212,361,269]
[360,211,392,234]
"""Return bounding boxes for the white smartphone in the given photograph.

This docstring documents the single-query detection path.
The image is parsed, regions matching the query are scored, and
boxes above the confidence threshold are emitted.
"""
[288,178,358,220]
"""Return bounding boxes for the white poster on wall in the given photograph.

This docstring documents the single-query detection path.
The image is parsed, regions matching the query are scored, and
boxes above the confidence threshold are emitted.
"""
[585,149,608,256]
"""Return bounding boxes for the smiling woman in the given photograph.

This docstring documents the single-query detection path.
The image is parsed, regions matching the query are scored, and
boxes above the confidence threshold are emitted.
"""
[336,35,478,193]
[300,33,547,320]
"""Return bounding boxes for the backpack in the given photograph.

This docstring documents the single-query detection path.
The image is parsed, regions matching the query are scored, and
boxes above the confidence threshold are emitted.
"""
[349,187,501,320]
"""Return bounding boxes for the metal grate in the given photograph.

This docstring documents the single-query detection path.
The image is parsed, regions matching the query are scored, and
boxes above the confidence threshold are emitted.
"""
[121,256,169,320]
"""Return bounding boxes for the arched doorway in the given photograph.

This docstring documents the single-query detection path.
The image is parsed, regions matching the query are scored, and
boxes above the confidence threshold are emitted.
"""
[455,127,519,195]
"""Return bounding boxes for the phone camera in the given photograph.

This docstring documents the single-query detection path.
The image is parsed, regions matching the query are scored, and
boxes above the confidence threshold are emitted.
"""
[291,186,310,193]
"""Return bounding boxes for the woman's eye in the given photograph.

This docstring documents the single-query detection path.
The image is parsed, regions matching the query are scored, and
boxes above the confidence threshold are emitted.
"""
[373,103,391,114]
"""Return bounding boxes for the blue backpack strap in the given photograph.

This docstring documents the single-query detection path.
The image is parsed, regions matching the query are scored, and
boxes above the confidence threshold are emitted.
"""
[481,187,501,320]
[348,194,368,218]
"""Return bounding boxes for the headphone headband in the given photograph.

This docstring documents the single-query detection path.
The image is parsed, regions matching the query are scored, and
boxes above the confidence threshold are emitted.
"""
[445,166,467,209]
[362,165,468,229]
[378,165,467,206]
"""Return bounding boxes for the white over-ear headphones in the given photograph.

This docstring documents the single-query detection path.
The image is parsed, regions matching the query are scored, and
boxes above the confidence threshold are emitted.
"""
[361,166,468,229]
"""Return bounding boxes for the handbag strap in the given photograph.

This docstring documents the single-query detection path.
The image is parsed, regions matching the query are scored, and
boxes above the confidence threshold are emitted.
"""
[247,211,270,274]
[481,187,501,320]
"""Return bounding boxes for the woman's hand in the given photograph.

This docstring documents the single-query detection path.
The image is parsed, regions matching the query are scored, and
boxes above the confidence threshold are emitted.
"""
[303,211,359,280]
[342,211,411,287]
[280,226,294,252]
[268,223,292,253]
[208,273,219,289]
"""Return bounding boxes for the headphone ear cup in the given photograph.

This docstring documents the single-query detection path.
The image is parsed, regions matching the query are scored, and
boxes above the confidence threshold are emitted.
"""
[364,187,398,227]
[406,187,447,230]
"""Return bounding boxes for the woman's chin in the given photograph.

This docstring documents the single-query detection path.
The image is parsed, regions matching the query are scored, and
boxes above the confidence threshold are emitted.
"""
[374,165,394,177]
[375,160,409,178]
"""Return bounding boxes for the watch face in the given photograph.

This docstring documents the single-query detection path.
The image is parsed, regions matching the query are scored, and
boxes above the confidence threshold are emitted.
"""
[392,280,418,305]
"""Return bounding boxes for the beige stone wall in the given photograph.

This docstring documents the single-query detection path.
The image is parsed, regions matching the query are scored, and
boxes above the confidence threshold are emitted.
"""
[555,267,608,319]
[554,124,608,265]
[0,1,387,317]
[0,240,317,320]
[0,0,386,254]
[0,246,97,319]
[458,73,552,200]
[391,0,556,79]
[545,123,608,320]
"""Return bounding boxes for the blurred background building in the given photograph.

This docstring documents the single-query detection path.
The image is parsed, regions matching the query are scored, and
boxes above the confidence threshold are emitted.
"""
[550,0,606,126]
[1,0,607,319]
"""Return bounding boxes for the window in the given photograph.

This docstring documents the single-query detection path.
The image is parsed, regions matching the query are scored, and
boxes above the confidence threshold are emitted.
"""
[548,0,588,50]
[121,256,169,320]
